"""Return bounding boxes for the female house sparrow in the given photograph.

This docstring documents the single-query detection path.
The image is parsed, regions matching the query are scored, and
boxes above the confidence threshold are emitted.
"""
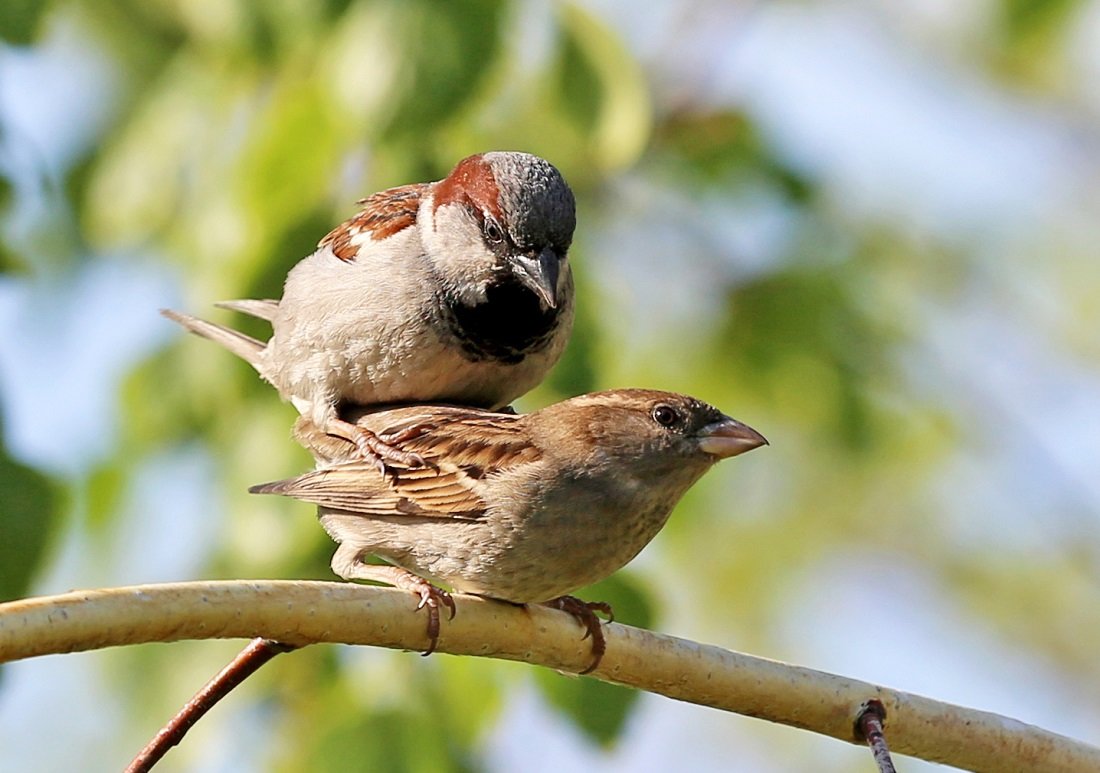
[252,389,768,668]
[164,151,576,468]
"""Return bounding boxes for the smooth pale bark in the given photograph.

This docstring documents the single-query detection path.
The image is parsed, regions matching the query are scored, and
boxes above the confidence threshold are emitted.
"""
[1,580,1096,772]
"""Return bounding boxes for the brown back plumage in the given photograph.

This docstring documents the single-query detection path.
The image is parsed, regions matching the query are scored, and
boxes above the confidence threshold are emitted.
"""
[318,183,430,261]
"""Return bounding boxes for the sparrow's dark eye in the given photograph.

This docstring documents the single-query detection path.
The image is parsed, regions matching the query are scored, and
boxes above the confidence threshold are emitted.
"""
[483,218,505,245]
[652,405,679,428]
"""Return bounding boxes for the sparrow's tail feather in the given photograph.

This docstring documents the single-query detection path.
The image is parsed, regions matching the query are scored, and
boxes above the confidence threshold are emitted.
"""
[248,478,296,496]
[249,477,401,515]
[248,466,378,499]
[161,308,266,371]
[246,470,385,511]
[215,298,279,322]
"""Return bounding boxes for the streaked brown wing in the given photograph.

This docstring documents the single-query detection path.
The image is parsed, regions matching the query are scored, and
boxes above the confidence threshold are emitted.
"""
[255,411,542,519]
[250,463,487,519]
[383,412,541,476]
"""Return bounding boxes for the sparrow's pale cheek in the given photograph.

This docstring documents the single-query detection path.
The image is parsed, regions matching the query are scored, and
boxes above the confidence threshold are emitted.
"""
[696,419,768,459]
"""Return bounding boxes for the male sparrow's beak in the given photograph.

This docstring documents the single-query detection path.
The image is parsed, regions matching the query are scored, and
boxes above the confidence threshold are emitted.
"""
[510,248,560,310]
[697,417,768,459]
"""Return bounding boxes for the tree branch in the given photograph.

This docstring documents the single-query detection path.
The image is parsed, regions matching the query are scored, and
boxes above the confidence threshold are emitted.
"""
[1,580,1095,771]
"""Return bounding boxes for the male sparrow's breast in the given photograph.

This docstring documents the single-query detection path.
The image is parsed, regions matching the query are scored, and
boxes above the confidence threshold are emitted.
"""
[439,276,574,366]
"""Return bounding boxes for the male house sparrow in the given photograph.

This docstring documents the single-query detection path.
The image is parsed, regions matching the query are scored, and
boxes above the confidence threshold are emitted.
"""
[164,151,576,468]
[252,389,767,668]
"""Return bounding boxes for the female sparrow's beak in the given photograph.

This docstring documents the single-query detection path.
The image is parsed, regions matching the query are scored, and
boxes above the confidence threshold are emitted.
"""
[696,417,768,459]
[510,248,560,310]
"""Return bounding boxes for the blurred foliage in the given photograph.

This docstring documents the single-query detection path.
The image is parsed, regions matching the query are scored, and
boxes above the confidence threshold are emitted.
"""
[533,573,654,746]
[270,651,491,773]
[2,0,1099,771]
[0,431,59,601]
[0,176,17,272]
[990,0,1086,88]
[999,0,1081,46]
[0,0,48,46]
[654,109,815,202]
[0,382,58,610]
[719,264,894,452]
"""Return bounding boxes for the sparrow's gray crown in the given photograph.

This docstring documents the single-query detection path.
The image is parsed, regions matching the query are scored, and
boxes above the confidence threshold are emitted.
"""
[482,151,576,257]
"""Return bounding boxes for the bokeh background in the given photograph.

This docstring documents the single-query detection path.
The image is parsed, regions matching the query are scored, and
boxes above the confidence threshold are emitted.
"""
[2,1,1100,770]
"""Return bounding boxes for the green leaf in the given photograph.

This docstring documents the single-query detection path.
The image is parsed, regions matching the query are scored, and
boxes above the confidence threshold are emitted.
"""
[0,0,48,45]
[555,13,603,134]
[653,110,815,201]
[552,4,651,171]
[303,708,475,773]
[534,669,639,749]
[321,0,355,19]
[271,650,482,773]
[377,0,506,139]
[999,0,1080,44]
[0,445,60,600]
[718,263,896,451]
[0,175,25,273]
[84,461,126,532]
[534,572,654,746]
[236,80,343,261]
[0,244,20,274]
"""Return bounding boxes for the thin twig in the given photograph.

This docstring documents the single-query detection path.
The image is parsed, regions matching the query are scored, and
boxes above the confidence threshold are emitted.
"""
[124,638,296,773]
[857,699,897,773]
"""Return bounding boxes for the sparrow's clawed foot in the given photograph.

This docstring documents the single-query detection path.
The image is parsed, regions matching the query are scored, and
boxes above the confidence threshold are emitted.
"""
[326,418,429,474]
[329,547,455,655]
[544,596,614,674]
[407,578,457,656]
[380,567,455,655]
